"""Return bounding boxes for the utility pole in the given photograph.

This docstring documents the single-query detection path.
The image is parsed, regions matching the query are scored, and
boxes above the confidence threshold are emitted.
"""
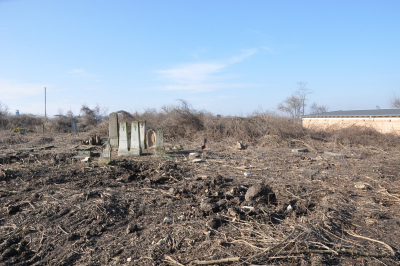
[45,87,47,118]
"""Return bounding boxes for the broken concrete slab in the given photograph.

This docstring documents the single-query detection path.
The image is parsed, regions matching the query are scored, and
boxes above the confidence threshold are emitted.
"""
[74,150,92,159]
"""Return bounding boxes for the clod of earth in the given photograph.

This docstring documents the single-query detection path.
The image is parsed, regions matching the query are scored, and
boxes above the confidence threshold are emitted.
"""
[245,183,276,203]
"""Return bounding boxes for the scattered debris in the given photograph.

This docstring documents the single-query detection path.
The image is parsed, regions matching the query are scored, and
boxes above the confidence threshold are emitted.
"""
[80,134,101,145]
[235,141,247,150]
[173,144,183,150]
[323,151,346,159]
[163,217,174,223]
[245,184,275,203]
[189,152,199,159]
[81,157,90,162]
[292,148,309,153]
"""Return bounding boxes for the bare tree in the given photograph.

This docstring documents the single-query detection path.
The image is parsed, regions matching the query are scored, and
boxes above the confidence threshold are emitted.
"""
[277,95,302,119]
[0,101,9,129]
[309,102,328,114]
[296,82,312,116]
[278,82,312,119]
[389,93,400,108]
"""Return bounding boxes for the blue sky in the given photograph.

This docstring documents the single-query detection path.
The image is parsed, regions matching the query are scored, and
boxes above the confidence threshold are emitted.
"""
[1,0,399,116]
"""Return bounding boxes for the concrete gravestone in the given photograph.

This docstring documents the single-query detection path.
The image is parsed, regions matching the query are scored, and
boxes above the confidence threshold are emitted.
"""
[130,121,142,156]
[71,119,77,134]
[118,122,130,156]
[155,126,165,156]
[109,113,119,148]
[99,142,111,163]
[146,129,156,148]
[139,121,147,149]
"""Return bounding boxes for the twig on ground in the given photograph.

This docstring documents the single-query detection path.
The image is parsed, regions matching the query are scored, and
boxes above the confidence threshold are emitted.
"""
[345,229,395,256]
[58,225,69,235]
[165,255,185,266]
[193,257,241,265]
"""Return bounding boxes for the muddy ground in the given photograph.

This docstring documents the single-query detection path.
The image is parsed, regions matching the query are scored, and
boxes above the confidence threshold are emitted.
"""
[0,131,400,265]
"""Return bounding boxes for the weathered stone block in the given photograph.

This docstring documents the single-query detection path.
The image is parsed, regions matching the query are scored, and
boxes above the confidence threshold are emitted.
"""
[109,113,119,148]
[130,121,141,156]
[118,122,130,156]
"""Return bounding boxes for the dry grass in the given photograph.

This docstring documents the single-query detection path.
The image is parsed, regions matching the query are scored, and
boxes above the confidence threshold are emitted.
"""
[3,102,400,150]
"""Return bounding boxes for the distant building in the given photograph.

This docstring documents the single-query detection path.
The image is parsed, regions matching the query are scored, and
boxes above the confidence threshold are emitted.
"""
[302,109,400,134]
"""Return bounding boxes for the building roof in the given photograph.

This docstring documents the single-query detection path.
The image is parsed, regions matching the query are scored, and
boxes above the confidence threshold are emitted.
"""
[302,109,400,118]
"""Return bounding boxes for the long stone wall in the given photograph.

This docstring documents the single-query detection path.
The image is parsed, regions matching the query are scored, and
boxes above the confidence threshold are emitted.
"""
[302,117,400,134]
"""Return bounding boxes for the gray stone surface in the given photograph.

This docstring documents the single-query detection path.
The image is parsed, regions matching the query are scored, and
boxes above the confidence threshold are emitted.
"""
[71,120,77,134]
[109,113,119,148]
[99,142,111,163]
[155,126,165,156]
[118,122,130,156]
[130,121,142,156]
[74,150,92,159]
[146,129,156,148]
[139,121,147,149]
[322,152,346,159]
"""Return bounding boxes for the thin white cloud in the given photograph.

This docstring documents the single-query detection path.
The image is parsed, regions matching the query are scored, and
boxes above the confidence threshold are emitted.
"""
[229,49,258,63]
[162,83,248,93]
[0,79,45,100]
[68,69,96,77]
[158,63,225,84]
[262,46,273,53]
[157,49,258,92]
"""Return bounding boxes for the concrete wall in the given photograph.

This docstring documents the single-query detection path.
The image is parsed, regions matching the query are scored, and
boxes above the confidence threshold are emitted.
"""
[302,117,400,134]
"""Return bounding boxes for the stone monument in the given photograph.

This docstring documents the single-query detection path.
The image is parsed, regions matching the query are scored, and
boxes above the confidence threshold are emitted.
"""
[71,119,77,134]
[118,122,130,156]
[130,121,142,156]
[99,142,111,163]
[146,129,156,148]
[139,121,147,149]
[155,126,165,156]
[109,113,119,148]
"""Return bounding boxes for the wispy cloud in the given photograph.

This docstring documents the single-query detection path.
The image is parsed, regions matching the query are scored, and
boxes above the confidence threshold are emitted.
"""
[262,46,274,53]
[157,49,258,92]
[0,79,45,100]
[162,83,249,93]
[158,63,225,84]
[68,69,96,77]
[229,49,257,63]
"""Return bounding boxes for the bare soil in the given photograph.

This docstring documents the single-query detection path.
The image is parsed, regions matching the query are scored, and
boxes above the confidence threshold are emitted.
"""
[0,131,400,265]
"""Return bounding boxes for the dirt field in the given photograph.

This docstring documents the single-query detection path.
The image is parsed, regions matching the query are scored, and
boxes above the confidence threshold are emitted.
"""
[1,131,400,265]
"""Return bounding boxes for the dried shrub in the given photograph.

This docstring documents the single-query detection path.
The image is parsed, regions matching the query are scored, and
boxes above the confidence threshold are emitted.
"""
[5,114,44,131]
[309,125,400,149]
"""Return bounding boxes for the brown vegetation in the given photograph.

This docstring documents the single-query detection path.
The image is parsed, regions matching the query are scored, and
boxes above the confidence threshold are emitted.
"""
[1,102,400,265]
